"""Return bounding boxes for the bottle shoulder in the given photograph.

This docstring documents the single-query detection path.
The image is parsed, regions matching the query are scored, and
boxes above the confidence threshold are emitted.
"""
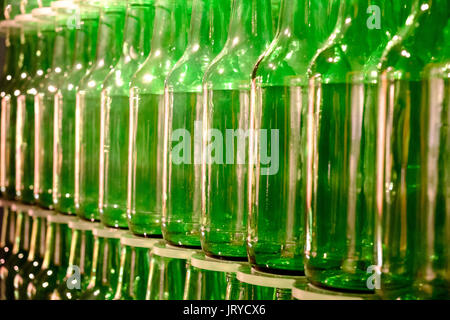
[204,42,270,90]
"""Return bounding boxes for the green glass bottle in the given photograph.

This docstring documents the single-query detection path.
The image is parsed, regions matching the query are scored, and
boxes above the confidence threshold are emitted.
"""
[0,14,35,202]
[128,0,191,237]
[34,1,77,209]
[13,207,48,300]
[53,0,100,215]
[0,19,19,99]
[304,0,413,292]
[375,0,449,300]
[51,219,96,300]
[15,7,55,205]
[146,241,196,300]
[99,0,155,229]
[79,226,124,300]
[0,204,31,300]
[201,0,274,259]
[249,0,339,275]
[0,20,20,200]
[184,253,242,300]
[75,0,126,222]
[292,279,376,300]
[162,0,231,248]
[27,213,73,300]
[114,233,158,300]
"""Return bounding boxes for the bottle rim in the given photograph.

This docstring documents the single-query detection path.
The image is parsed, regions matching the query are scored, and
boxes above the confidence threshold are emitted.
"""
[236,266,304,289]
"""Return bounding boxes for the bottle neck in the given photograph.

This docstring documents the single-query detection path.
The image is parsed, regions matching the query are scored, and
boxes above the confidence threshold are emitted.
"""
[149,0,189,56]
[187,0,231,53]
[51,23,76,73]
[93,5,126,69]
[226,0,273,49]
[27,215,46,261]
[67,229,94,277]
[42,222,69,269]
[88,236,121,290]
[121,0,154,65]
[12,211,31,254]
[72,13,100,68]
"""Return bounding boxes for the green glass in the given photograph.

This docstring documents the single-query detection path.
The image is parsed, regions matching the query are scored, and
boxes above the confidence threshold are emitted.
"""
[27,213,73,300]
[19,0,40,13]
[201,0,274,259]
[3,0,21,20]
[114,233,157,300]
[375,0,450,300]
[236,265,302,300]
[79,226,124,300]
[128,0,191,237]
[146,241,196,300]
[0,204,31,300]
[304,0,413,292]
[53,1,100,215]
[51,219,96,300]
[0,22,19,200]
[162,0,231,248]
[34,2,76,209]
[15,8,55,205]
[249,0,339,275]
[99,0,154,229]
[1,14,34,201]
[270,0,280,34]
[13,207,48,300]
[75,0,126,221]
[0,202,16,273]
[183,253,242,300]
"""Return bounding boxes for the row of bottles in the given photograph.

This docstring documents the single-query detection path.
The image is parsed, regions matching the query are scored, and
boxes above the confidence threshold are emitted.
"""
[0,0,448,300]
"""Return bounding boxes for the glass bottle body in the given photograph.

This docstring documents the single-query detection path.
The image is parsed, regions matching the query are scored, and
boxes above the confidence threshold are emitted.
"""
[16,19,54,205]
[304,0,414,292]
[201,0,274,259]
[75,1,126,221]
[162,0,232,248]
[1,20,32,201]
[376,0,450,299]
[128,0,190,236]
[34,11,76,209]
[249,0,340,275]
[53,6,100,215]
[0,24,20,201]
[99,0,154,229]
[27,217,72,300]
